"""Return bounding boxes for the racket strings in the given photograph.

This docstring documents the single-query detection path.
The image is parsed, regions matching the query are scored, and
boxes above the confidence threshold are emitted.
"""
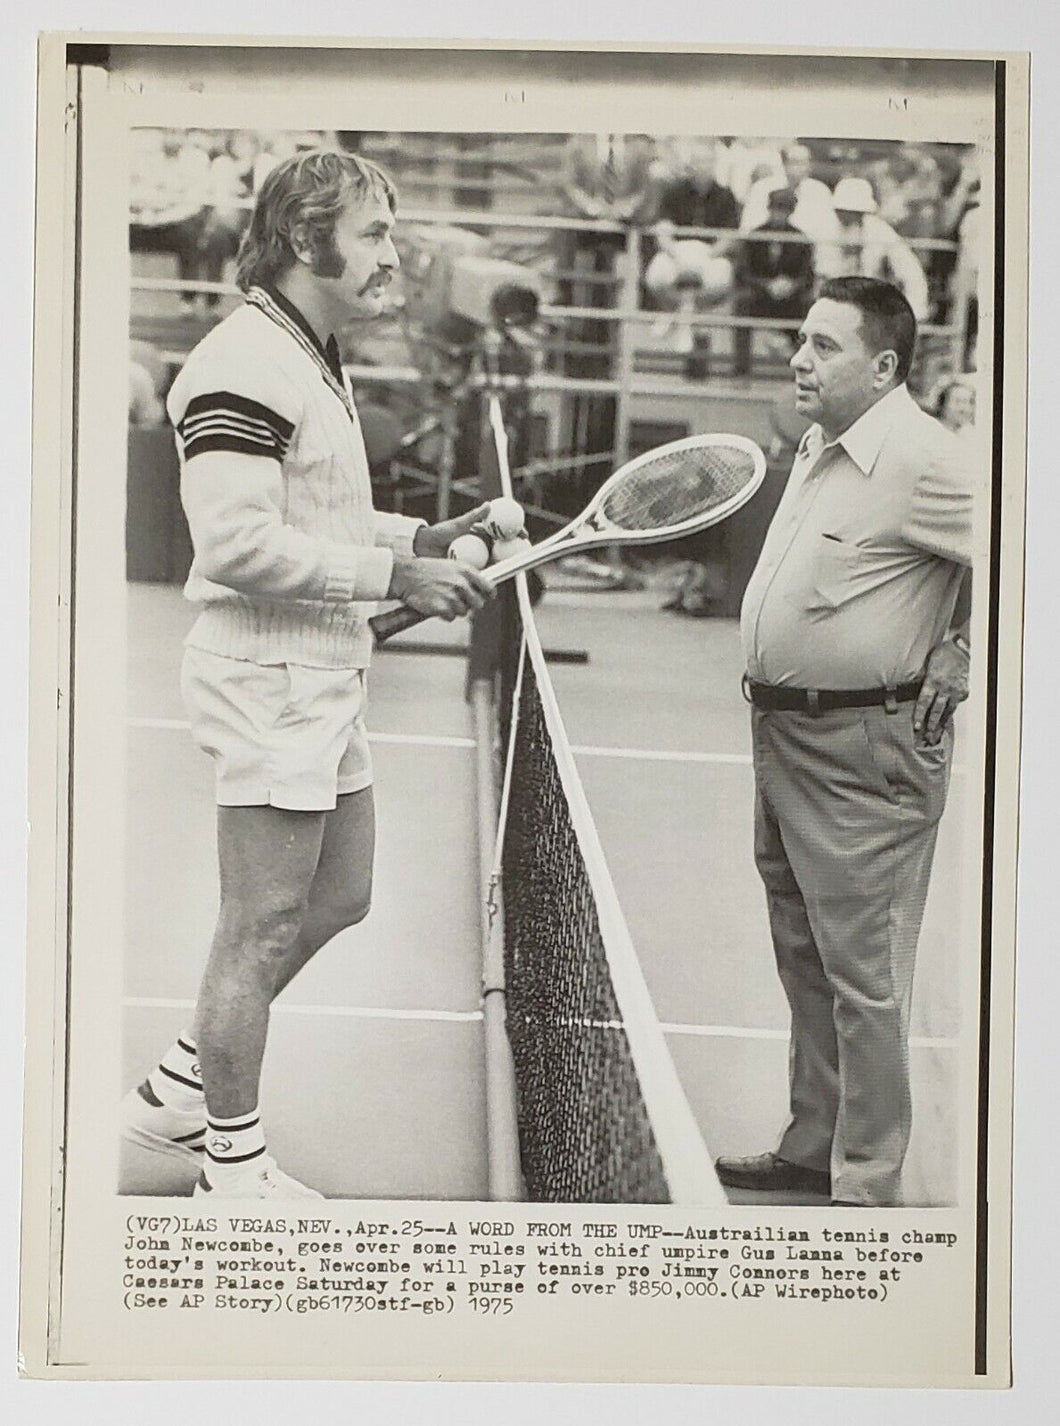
[600,445,759,532]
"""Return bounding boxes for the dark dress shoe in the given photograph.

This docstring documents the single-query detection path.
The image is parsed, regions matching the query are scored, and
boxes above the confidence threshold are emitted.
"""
[714,1151,831,1195]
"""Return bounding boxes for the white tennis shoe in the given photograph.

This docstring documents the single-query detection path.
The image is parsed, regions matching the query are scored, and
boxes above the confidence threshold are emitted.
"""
[120,1082,206,1168]
[193,1156,324,1199]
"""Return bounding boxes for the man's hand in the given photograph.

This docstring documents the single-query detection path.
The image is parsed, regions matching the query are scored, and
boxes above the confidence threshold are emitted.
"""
[388,554,494,622]
[913,638,970,747]
[413,504,492,559]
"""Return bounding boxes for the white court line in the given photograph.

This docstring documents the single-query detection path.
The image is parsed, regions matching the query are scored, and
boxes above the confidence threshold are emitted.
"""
[661,1022,958,1050]
[124,995,481,1023]
[573,745,751,766]
[129,721,966,772]
[128,717,746,765]
[123,997,954,1049]
[128,717,474,749]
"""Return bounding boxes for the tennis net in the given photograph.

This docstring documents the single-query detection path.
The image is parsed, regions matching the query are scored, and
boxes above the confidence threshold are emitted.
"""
[492,577,725,1205]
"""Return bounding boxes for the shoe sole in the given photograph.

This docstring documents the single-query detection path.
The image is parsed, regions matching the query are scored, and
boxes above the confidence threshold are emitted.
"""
[192,1180,325,1200]
[716,1170,830,1194]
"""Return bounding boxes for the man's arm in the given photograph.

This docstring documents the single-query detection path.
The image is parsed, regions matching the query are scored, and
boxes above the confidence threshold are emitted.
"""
[183,451,492,618]
[882,225,930,321]
[183,449,399,602]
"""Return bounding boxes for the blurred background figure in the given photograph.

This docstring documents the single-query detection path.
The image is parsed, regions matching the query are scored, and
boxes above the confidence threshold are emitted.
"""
[928,375,977,439]
[128,339,166,427]
[937,150,981,365]
[817,176,929,319]
[740,142,837,247]
[733,186,815,377]
[198,131,262,309]
[557,134,658,507]
[129,129,213,314]
[716,135,785,205]
[560,131,657,227]
[643,139,740,379]
[867,142,944,240]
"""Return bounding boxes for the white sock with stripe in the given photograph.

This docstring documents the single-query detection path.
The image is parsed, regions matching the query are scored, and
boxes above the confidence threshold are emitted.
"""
[145,1033,203,1113]
[203,1108,268,1190]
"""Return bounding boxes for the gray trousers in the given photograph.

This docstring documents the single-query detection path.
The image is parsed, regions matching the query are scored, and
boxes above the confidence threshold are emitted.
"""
[750,703,952,1205]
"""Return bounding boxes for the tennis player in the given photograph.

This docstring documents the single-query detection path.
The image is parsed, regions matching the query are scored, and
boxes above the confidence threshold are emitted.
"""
[121,150,493,1198]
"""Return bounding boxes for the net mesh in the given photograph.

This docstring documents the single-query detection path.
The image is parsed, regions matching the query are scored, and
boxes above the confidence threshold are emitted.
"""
[496,589,721,1204]
[600,442,758,532]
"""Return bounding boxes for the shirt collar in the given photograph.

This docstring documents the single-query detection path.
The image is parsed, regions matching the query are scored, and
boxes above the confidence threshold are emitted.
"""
[801,384,912,476]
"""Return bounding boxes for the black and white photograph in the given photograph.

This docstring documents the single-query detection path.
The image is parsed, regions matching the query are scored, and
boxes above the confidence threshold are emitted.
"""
[19,35,1027,1388]
[119,120,981,1210]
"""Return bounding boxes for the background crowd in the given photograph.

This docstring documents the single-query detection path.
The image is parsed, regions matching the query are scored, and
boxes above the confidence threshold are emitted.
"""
[128,128,981,615]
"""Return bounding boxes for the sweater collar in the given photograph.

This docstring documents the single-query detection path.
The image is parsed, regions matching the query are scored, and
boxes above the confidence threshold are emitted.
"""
[245,283,352,416]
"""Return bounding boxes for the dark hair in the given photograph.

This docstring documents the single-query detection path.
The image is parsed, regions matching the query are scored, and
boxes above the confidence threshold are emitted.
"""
[235,149,396,292]
[767,186,797,214]
[817,276,917,383]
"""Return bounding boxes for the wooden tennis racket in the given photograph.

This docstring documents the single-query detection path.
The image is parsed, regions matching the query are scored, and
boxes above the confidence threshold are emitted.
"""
[369,432,767,645]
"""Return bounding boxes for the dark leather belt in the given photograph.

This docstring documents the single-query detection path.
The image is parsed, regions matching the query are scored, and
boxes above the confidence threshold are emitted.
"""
[742,675,923,714]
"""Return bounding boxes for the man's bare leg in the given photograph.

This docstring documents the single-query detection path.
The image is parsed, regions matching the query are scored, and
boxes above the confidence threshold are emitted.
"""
[191,804,326,1119]
[273,788,377,997]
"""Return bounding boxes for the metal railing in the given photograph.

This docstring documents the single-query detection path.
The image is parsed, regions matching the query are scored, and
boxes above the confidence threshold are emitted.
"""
[130,206,973,481]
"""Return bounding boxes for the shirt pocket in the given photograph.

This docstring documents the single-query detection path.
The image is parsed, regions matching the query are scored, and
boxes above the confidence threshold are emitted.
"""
[806,534,867,612]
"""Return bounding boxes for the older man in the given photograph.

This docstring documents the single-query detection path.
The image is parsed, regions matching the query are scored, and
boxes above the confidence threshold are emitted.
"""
[121,150,493,1198]
[718,277,972,1207]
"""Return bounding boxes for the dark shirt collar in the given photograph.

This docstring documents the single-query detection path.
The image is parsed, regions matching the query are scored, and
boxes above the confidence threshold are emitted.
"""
[260,282,344,383]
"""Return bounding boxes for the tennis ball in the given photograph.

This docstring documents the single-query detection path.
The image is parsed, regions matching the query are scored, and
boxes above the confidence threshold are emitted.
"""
[490,535,533,566]
[448,532,492,570]
[484,497,526,541]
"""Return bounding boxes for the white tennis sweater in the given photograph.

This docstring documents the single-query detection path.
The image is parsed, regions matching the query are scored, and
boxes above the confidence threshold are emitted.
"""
[166,285,423,669]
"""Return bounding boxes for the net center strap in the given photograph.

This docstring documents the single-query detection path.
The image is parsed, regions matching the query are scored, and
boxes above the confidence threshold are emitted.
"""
[488,633,526,929]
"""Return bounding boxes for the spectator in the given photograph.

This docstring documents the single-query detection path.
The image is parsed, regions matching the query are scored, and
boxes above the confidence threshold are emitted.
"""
[929,375,977,438]
[717,136,785,205]
[557,134,657,509]
[733,186,816,376]
[935,150,981,357]
[740,142,838,247]
[868,143,944,240]
[560,131,657,225]
[129,129,212,314]
[644,139,740,379]
[816,176,929,320]
[198,131,262,308]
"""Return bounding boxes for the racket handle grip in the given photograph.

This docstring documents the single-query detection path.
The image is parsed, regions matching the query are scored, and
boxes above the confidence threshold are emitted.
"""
[370,603,428,645]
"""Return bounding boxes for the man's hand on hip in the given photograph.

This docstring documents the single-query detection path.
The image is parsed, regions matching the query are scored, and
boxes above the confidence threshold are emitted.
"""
[913,638,970,747]
[413,504,492,558]
[388,554,494,621]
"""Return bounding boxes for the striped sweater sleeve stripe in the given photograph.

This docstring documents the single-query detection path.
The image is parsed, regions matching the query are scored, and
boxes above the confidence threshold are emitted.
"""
[177,391,295,462]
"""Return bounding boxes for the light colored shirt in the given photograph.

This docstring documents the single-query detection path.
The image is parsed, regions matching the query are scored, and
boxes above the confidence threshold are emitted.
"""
[816,214,930,320]
[740,385,972,689]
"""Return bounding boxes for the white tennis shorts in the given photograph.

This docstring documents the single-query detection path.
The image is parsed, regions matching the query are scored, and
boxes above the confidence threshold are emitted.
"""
[181,647,373,810]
